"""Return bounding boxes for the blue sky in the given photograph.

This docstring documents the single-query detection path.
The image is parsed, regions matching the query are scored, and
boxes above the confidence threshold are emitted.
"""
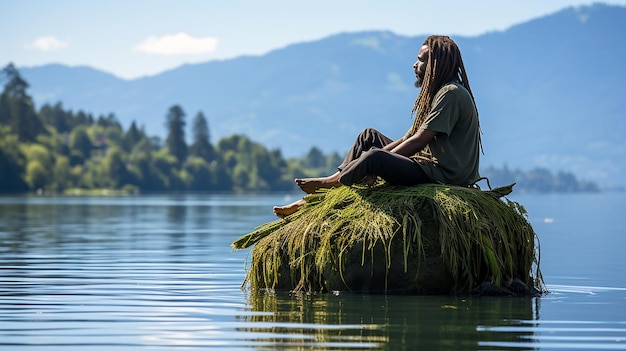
[2,0,625,79]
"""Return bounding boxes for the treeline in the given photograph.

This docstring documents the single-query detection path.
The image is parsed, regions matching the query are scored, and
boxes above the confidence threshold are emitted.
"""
[0,63,339,193]
[481,165,600,193]
[0,63,600,194]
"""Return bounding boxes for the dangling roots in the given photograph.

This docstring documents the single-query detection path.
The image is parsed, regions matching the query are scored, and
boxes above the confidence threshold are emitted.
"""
[232,183,545,295]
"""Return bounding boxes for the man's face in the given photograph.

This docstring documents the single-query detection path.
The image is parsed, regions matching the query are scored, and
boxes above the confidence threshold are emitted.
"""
[413,45,429,87]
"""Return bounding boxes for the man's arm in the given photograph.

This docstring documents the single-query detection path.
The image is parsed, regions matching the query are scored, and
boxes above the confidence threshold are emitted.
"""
[390,129,437,157]
[383,137,406,151]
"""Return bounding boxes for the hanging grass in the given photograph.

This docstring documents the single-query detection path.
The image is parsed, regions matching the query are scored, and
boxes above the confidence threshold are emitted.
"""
[232,183,545,295]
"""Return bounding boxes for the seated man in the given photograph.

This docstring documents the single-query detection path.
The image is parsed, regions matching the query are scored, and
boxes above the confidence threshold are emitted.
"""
[275,35,482,218]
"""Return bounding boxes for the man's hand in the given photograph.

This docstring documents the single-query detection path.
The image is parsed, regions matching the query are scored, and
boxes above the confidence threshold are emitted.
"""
[391,129,437,157]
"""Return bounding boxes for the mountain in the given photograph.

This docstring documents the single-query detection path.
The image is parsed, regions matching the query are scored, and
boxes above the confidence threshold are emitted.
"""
[18,3,626,188]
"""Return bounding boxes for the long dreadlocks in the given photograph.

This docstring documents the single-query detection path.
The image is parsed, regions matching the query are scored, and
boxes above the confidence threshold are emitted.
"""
[408,35,481,162]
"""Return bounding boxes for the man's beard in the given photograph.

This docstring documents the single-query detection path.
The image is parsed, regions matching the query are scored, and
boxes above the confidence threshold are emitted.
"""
[414,77,423,88]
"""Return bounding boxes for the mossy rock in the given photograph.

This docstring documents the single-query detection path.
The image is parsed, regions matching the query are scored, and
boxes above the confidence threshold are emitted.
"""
[319,205,455,294]
[233,183,545,295]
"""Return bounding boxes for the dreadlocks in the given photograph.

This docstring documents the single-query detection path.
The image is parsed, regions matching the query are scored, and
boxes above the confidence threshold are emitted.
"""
[408,35,480,161]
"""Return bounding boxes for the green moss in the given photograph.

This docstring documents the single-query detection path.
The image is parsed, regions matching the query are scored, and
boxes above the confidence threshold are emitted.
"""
[233,183,545,295]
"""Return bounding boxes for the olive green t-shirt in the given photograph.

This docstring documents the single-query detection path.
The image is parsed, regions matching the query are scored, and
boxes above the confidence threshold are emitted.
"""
[413,81,481,186]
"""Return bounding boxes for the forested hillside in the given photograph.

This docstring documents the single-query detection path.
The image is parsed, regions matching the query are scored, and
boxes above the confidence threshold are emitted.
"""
[0,64,343,193]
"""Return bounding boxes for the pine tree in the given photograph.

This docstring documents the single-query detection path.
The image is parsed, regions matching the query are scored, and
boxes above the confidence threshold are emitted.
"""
[165,105,187,164]
[0,92,10,125]
[40,102,70,132]
[123,121,143,152]
[304,146,326,169]
[69,126,93,162]
[1,63,45,141]
[189,111,215,162]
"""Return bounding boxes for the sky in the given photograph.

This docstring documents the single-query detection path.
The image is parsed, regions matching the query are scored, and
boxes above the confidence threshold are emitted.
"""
[2,0,626,80]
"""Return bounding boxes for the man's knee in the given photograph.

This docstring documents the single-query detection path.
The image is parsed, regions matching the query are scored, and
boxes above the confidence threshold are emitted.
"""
[361,148,388,164]
[358,128,384,144]
[358,128,377,139]
[361,127,377,134]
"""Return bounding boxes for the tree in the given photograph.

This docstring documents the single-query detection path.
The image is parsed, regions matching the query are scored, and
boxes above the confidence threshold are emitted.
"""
[215,134,290,191]
[0,92,10,125]
[123,121,143,152]
[52,155,72,191]
[19,144,53,190]
[153,148,180,189]
[303,147,326,169]
[325,152,342,173]
[189,111,215,162]
[183,157,214,191]
[21,143,53,170]
[1,63,45,142]
[40,102,70,132]
[102,147,132,188]
[165,105,187,164]
[69,126,93,162]
[1,63,29,100]
[0,135,28,193]
[253,147,284,190]
[24,160,49,190]
[74,111,93,126]
[127,146,166,191]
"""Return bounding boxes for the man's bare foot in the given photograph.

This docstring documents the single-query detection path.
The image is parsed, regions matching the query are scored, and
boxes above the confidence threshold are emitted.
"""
[295,175,342,194]
[273,199,306,218]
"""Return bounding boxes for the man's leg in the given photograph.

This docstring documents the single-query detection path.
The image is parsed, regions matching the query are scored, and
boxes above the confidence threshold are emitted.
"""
[294,172,342,194]
[339,148,430,186]
[337,128,394,171]
[275,143,425,219]
[296,128,393,194]
[273,198,306,218]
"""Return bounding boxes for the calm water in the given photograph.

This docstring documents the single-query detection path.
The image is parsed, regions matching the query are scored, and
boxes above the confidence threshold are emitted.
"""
[0,191,624,350]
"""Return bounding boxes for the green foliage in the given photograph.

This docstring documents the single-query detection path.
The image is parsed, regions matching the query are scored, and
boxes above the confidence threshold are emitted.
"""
[69,126,93,161]
[24,160,49,189]
[283,147,342,180]
[102,147,132,188]
[20,143,54,191]
[0,134,28,192]
[39,102,95,133]
[21,143,53,168]
[183,157,213,191]
[36,130,69,156]
[52,156,71,191]
[153,148,179,188]
[217,134,291,191]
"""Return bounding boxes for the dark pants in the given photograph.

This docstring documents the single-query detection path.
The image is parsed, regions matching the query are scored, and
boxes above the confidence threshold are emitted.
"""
[337,128,431,186]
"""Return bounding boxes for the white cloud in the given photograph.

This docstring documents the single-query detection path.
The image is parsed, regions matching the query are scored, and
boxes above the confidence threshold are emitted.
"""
[134,32,218,55]
[31,35,69,51]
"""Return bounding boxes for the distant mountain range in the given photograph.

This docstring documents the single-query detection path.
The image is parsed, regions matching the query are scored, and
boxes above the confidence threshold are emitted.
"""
[18,3,626,188]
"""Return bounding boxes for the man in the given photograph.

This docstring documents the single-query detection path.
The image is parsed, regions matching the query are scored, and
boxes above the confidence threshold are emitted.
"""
[274,35,481,218]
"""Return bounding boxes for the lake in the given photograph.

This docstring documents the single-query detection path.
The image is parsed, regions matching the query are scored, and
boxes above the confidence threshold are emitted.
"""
[0,191,624,350]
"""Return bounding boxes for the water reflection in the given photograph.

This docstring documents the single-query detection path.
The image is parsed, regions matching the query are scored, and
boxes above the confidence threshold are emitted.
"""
[1,193,625,350]
[244,290,539,350]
